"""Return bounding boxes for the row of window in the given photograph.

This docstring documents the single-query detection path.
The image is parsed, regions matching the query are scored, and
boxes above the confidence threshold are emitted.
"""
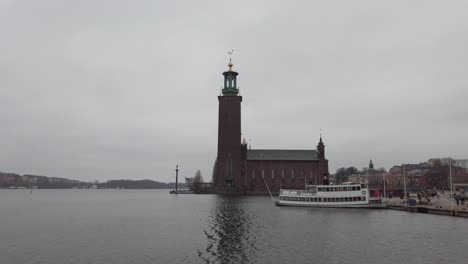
[251,169,318,179]
[318,186,361,192]
[279,196,366,202]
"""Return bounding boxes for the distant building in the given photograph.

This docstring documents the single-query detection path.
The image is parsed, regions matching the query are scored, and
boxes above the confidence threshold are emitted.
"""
[212,58,329,194]
[349,161,428,196]
[454,159,468,170]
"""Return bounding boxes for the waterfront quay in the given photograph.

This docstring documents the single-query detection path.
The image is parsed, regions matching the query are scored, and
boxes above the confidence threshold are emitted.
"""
[386,193,468,217]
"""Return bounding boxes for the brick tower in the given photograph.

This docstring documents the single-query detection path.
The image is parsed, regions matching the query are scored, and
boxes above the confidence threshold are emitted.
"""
[213,53,243,193]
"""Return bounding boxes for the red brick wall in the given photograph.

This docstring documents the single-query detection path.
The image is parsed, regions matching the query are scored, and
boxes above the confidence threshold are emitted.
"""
[214,95,242,192]
[245,159,328,192]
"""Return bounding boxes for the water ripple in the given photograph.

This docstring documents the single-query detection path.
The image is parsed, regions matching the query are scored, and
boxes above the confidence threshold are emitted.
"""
[198,197,257,263]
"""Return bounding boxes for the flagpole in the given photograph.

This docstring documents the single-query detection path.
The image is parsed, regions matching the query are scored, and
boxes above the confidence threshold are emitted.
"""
[383,172,386,201]
[403,165,407,207]
[450,160,454,212]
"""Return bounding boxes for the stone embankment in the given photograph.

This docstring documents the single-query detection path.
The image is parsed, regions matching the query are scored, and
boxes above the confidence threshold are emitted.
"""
[386,193,468,218]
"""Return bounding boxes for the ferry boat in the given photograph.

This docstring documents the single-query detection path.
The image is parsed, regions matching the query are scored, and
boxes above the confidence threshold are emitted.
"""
[275,182,386,208]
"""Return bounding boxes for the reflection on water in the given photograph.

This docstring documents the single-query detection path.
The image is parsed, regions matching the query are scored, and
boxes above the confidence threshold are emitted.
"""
[198,196,256,263]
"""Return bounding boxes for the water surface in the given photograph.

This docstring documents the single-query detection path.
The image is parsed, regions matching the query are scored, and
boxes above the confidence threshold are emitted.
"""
[1,189,467,263]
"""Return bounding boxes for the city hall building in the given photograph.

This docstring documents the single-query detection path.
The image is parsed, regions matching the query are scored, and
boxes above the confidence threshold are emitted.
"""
[212,59,329,194]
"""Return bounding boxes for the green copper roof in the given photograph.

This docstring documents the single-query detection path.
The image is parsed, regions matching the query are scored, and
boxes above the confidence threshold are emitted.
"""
[247,149,319,161]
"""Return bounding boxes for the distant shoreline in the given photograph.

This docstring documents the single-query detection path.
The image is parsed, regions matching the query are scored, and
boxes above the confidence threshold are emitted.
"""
[1,172,181,190]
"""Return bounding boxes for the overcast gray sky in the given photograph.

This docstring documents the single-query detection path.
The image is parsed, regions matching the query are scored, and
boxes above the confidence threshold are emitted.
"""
[1,0,467,182]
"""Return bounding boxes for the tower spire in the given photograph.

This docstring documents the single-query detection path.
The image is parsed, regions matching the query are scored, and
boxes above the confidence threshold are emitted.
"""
[228,49,234,71]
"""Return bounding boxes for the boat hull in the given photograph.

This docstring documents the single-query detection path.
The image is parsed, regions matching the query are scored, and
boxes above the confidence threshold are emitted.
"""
[274,200,387,208]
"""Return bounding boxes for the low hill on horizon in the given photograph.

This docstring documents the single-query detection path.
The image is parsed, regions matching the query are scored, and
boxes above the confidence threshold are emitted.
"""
[0,172,180,189]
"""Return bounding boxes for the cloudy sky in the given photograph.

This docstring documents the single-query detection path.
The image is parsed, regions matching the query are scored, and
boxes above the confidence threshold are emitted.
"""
[1,0,467,182]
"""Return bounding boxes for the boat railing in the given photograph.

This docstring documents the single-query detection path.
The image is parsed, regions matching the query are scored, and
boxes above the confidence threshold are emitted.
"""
[280,189,314,195]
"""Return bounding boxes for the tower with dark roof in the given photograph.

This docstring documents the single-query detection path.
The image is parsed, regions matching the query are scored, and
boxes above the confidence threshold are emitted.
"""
[213,53,243,192]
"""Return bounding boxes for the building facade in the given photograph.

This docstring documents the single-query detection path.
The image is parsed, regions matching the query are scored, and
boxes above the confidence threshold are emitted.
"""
[212,60,329,194]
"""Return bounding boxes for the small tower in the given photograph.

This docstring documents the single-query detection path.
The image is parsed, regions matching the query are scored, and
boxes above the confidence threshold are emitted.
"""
[317,135,325,160]
[369,160,374,170]
[222,50,239,96]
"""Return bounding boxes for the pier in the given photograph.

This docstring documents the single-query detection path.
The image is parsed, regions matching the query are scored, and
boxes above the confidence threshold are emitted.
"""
[386,193,468,218]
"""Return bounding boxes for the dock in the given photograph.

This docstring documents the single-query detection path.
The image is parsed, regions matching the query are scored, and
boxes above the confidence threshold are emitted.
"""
[386,193,468,218]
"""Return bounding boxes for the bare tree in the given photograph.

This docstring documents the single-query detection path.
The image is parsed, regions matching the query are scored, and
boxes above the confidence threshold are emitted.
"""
[191,170,204,192]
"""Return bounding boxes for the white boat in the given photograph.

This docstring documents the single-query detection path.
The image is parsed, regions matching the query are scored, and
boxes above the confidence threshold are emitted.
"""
[275,182,386,208]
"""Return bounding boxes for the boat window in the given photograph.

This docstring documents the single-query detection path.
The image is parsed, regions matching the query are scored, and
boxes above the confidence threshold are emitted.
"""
[345,197,349,202]
[326,187,330,192]
[352,186,356,191]
[362,196,366,201]
[357,186,361,191]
